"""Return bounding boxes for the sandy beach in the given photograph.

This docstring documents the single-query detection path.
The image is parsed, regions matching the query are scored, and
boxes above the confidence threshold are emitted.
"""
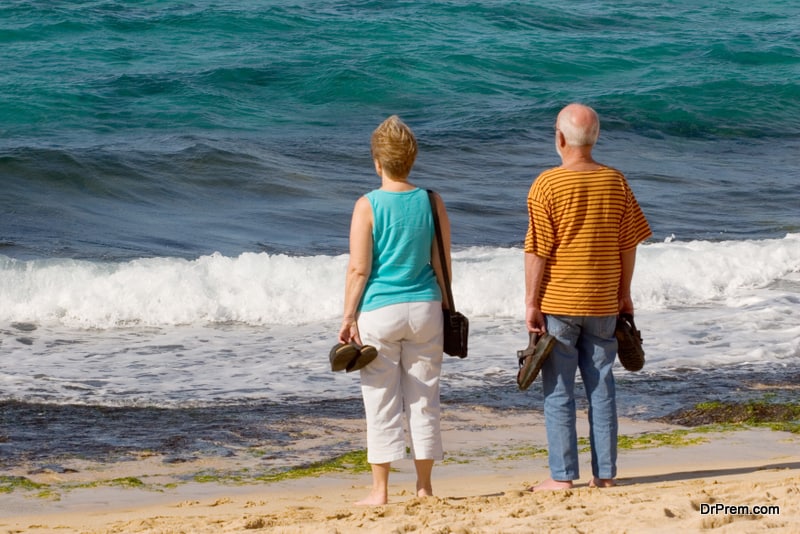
[2,406,798,533]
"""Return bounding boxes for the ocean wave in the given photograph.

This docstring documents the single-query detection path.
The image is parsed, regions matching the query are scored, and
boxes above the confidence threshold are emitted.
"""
[1,234,797,329]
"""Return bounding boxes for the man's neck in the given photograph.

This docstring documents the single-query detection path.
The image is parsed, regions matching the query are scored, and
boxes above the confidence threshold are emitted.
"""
[559,146,602,171]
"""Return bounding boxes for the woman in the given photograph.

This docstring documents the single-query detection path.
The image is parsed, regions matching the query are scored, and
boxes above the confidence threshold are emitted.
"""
[338,115,452,506]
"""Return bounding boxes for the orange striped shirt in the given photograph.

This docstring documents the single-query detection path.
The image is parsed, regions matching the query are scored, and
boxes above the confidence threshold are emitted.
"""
[525,166,652,315]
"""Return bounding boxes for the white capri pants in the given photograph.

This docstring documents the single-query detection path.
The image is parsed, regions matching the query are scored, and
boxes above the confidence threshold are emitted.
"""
[357,300,444,464]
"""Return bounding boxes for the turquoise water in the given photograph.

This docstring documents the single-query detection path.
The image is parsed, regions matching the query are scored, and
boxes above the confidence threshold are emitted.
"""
[2,0,799,259]
[3,2,798,138]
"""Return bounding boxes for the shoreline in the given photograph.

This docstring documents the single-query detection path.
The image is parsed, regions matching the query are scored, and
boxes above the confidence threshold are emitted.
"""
[2,406,798,533]
[3,363,799,471]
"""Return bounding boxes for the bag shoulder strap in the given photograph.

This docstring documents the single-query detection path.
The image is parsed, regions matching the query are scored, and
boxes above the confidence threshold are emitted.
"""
[427,189,456,311]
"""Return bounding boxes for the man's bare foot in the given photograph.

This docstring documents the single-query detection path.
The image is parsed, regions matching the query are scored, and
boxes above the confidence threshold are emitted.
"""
[589,478,616,488]
[416,487,433,498]
[355,491,388,506]
[528,478,573,492]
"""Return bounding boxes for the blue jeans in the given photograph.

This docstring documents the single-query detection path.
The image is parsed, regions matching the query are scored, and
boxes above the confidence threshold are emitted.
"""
[541,314,618,481]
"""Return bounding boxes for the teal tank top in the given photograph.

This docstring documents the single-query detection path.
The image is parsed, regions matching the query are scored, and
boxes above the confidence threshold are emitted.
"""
[359,188,442,312]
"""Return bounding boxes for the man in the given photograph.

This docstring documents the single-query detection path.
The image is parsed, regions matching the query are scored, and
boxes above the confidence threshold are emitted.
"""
[524,103,651,490]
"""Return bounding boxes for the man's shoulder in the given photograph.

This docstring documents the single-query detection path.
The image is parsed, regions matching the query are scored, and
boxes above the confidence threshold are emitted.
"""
[537,165,566,177]
[536,165,625,183]
[597,165,625,179]
[533,166,566,185]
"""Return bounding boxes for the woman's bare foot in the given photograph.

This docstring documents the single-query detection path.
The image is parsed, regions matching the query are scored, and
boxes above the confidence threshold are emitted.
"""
[357,463,390,505]
[528,478,573,491]
[589,478,616,488]
[355,490,388,506]
[414,459,434,498]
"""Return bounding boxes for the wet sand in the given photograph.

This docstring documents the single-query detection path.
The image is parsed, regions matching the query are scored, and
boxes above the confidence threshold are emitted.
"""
[1,406,798,533]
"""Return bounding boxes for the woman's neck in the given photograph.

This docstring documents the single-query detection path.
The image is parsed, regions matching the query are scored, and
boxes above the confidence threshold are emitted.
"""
[380,174,416,192]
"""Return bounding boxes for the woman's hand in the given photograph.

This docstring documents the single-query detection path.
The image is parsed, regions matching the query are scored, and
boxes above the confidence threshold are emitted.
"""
[338,319,361,345]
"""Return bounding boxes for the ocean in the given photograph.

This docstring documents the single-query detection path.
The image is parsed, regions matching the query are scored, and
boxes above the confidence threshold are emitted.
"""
[1,1,798,469]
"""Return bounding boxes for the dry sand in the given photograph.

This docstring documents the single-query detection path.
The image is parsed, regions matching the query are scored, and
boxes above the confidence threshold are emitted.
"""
[1,406,798,533]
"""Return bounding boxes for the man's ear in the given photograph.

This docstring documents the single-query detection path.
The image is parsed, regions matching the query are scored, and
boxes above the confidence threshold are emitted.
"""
[555,130,567,149]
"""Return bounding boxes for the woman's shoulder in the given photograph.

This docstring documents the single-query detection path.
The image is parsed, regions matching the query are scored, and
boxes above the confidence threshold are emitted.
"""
[355,194,373,209]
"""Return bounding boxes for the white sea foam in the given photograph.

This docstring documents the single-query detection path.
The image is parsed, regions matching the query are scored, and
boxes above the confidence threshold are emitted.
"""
[2,234,798,327]
[1,234,798,406]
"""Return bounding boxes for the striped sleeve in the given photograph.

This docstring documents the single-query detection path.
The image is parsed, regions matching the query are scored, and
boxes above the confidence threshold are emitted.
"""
[524,180,554,257]
[619,181,652,250]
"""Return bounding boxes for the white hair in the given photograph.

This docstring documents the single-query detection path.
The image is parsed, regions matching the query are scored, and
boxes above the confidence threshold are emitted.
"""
[557,105,600,147]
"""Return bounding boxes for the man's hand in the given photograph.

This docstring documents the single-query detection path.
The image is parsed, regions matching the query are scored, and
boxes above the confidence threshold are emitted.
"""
[526,305,547,334]
[618,294,634,316]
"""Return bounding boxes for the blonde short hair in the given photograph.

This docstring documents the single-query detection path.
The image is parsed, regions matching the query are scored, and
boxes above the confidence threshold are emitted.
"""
[371,115,418,179]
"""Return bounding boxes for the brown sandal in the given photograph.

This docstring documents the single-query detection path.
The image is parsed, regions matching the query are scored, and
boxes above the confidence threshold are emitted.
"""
[615,314,645,371]
[516,332,556,391]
